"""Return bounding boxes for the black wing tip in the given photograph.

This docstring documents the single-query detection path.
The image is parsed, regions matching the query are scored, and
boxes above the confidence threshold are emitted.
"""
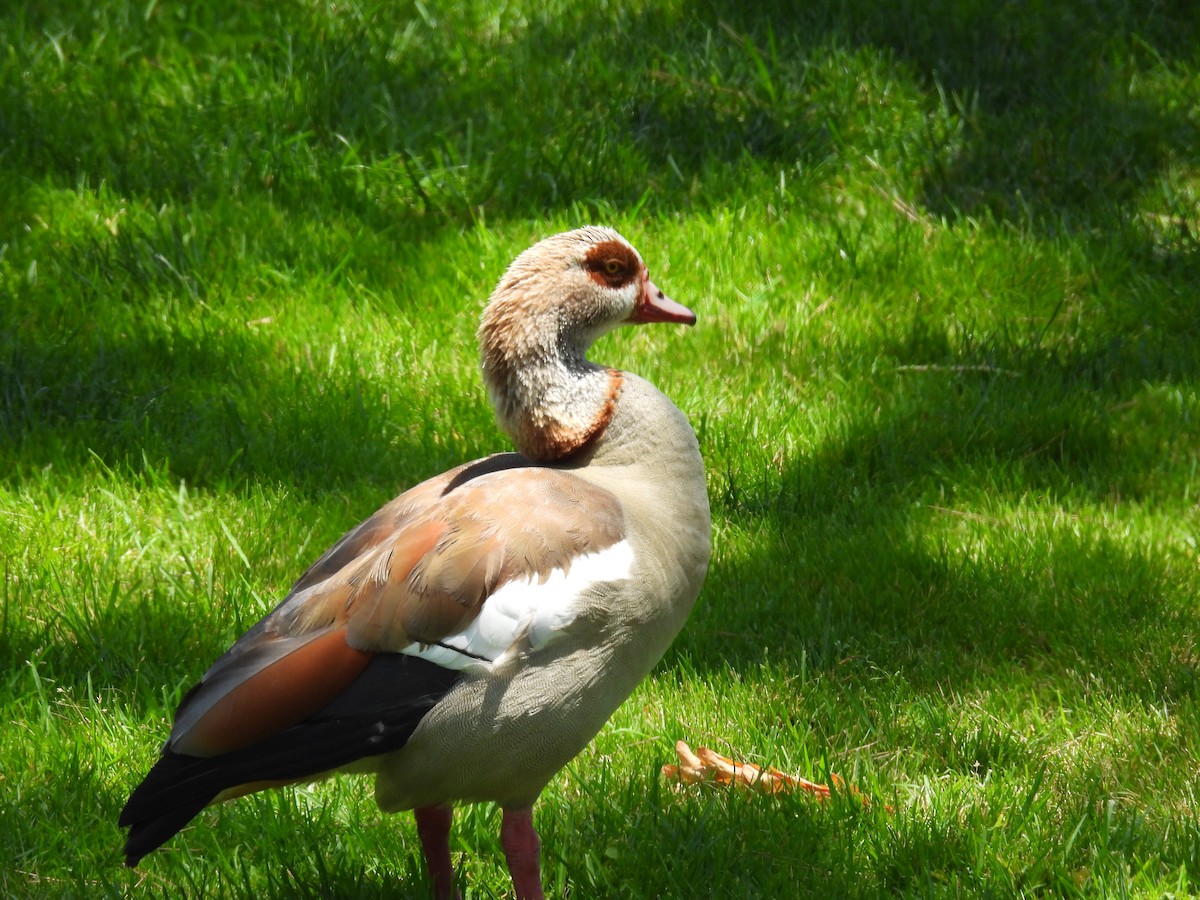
[122,822,186,868]
[116,654,463,864]
[121,797,212,866]
[119,747,218,866]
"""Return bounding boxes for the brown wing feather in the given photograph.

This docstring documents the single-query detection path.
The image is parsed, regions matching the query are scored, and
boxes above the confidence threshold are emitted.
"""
[339,468,625,651]
[286,464,468,595]
[173,629,372,757]
[164,459,624,758]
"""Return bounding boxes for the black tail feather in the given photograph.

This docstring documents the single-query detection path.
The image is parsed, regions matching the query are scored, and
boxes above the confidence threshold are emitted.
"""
[120,653,462,864]
[121,752,215,865]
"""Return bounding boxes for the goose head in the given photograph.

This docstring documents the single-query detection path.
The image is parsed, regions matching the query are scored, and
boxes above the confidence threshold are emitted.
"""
[478,227,694,462]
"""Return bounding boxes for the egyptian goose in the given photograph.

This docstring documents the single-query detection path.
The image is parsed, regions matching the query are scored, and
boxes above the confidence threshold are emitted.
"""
[119,226,711,899]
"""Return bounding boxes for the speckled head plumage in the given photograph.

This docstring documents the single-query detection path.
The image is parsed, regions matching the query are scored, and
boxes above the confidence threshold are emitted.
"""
[478,227,695,462]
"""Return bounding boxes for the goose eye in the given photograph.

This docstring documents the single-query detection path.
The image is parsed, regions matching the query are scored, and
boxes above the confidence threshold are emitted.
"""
[584,241,637,288]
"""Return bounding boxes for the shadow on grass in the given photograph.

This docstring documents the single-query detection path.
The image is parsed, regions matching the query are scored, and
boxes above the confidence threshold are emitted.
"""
[3,0,1198,706]
[0,2,829,226]
[710,0,1199,217]
[5,755,432,899]
[2,0,1196,225]
[680,317,1200,703]
[0,295,488,494]
[0,0,1195,480]
[1,0,1195,438]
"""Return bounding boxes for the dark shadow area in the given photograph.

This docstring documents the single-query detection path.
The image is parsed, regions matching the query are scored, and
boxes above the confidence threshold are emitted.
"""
[672,313,1200,703]
[0,245,490,495]
[4,751,436,899]
[0,0,1194,673]
[1,0,1195,457]
[0,2,834,228]
[708,0,1200,220]
[3,1,1192,227]
[2,0,1196,701]
[1,1,1195,407]
[0,1,1193,491]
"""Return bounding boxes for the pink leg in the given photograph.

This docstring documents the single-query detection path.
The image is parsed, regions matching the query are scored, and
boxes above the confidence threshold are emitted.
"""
[414,805,460,900]
[500,806,544,900]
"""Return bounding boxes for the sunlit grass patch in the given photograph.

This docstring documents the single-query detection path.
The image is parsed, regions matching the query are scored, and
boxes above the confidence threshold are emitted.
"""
[2,0,1199,896]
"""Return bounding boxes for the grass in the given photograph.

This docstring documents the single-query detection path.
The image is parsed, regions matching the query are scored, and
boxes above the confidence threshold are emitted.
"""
[2,0,1198,896]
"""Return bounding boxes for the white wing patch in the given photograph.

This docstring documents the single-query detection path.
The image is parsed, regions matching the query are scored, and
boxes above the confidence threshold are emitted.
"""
[401,539,634,672]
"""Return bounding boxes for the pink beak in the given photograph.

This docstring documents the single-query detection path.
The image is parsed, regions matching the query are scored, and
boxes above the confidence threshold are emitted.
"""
[630,275,696,325]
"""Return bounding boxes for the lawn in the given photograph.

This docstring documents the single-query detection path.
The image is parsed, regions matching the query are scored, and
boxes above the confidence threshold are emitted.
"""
[2,0,1199,896]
